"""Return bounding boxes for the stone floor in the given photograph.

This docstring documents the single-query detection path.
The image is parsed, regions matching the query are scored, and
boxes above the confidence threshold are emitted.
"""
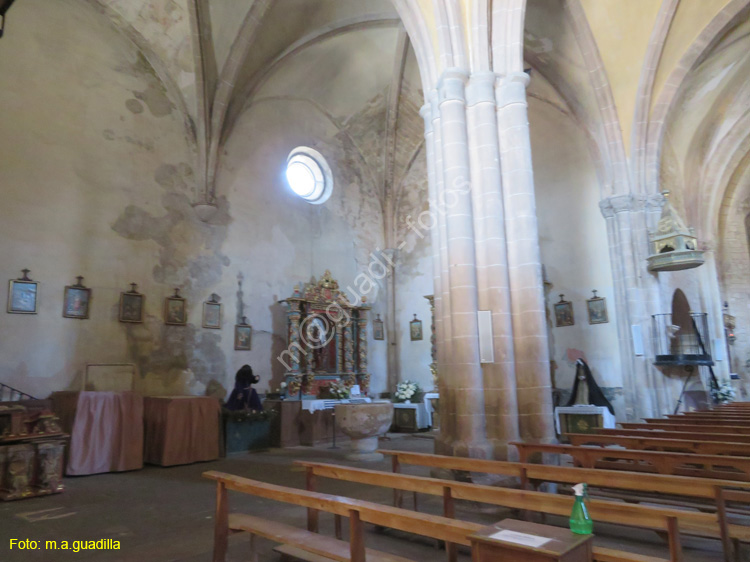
[0,434,726,561]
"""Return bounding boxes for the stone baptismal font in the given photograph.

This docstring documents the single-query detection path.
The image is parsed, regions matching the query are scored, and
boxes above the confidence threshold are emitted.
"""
[334,401,393,461]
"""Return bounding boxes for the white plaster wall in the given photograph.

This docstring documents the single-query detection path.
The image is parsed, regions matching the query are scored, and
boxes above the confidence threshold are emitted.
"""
[530,97,624,415]
[394,236,434,393]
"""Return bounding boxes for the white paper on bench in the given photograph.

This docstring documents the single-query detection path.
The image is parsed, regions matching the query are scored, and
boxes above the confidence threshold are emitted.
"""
[488,530,552,548]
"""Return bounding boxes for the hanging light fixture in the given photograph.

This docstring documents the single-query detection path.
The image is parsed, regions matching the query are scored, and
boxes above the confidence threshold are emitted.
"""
[0,0,16,38]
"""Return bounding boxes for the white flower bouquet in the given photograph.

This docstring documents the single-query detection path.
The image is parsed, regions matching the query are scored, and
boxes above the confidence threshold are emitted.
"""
[394,380,421,403]
[328,379,350,400]
[711,381,736,404]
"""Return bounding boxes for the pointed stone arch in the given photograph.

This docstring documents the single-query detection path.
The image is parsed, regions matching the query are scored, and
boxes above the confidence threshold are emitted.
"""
[645,0,750,198]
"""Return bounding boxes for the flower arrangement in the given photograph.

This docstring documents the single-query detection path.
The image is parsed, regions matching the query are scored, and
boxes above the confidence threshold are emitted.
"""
[394,380,421,403]
[328,379,350,400]
[222,408,276,423]
[711,381,736,404]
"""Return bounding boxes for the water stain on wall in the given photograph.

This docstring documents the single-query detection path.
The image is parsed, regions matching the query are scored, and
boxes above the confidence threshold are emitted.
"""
[111,162,232,393]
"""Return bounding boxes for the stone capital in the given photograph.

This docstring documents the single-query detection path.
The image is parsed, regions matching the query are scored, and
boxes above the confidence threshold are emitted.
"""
[437,67,469,104]
[466,72,498,106]
[495,72,530,109]
[420,103,433,134]
[645,193,665,212]
[599,194,650,218]
[428,89,440,123]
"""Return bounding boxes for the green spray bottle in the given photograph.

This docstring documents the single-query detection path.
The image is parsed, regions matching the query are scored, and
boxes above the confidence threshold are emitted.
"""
[569,483,593,535]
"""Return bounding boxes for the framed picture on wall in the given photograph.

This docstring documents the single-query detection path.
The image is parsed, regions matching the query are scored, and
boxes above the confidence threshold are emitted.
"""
[373,314,384,341]
[164,288,187,326]
[63,276,91,319]
[410,314,423,341]
[7,269,38,314]
[119,283,144,323]
[587,290,609,325]
[235,317,252,350]
[203,294,222,329]
[554,294,574,327]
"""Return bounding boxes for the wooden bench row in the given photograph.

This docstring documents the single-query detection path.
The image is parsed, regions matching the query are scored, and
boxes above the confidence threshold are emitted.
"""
[597,428,750,443]
[666,413,750,420]
[380,448,750,501]
[645,418,750,426]
[621,422,750,435]
[566,433,750,457]
[204,470,670,562]
[379,450,750,557]
[512,441,750,481]
[299,460,691,561]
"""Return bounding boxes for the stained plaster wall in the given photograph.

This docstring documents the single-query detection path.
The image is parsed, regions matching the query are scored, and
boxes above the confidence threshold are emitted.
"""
[529,94,624,417]
[0,0,207,397]
[0,1,391,399]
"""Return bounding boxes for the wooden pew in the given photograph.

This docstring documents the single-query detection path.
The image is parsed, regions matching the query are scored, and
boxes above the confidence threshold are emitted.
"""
[645,418,750,426]
[203,470,664,562]
[380,450,750,561]
[620,423,750,435]
[204,470,475,562]
[566,433,750,457]
[511,442,750,481]
[716,488,750,562]
[379,449,750,503]
[597,428,750,444]
[666,410,750,419]
[297,461,685,561]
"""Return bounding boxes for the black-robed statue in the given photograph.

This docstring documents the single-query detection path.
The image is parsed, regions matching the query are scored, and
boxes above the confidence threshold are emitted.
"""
[565,359,615,415]
[225,365,262,411]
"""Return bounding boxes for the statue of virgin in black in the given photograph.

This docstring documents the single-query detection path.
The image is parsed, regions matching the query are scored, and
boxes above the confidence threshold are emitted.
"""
[225,365,263,411]
[565,359,615,415]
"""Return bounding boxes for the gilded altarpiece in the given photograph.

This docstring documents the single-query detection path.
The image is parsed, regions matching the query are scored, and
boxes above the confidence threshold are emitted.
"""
[280,271,370,399]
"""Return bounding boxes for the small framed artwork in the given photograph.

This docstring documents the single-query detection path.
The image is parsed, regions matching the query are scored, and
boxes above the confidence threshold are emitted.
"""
[373,314,384,341]
[587,290,609,325]
[410,314,423,341]
[63,276,91,319]
[235,317,252,350]
[203,294,222,329]
[119,283,144,323]
[164,288,187,326]
[8,269,38,314]
[554,294,574,327]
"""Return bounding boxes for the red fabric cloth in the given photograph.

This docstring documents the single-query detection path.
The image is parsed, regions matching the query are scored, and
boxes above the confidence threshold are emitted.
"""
[51,391,144,476]
[143,396,220,466]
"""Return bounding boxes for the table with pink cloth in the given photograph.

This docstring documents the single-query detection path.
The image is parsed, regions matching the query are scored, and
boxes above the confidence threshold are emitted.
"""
[143,396,220,466]
[51,391,144,476]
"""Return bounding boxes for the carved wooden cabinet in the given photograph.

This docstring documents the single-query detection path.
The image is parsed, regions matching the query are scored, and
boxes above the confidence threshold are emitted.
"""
[0,404,67,501]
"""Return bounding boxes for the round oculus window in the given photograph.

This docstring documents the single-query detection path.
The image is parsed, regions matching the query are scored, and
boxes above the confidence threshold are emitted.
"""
[285,148,332,204]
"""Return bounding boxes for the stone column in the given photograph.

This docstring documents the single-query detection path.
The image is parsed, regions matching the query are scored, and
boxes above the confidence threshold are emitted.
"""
[496,72,555,443]
[466,71,520,459]
[420,100,455,432]
[599,194,666,420]
[383,248,400,391]
[434,68,491,458]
